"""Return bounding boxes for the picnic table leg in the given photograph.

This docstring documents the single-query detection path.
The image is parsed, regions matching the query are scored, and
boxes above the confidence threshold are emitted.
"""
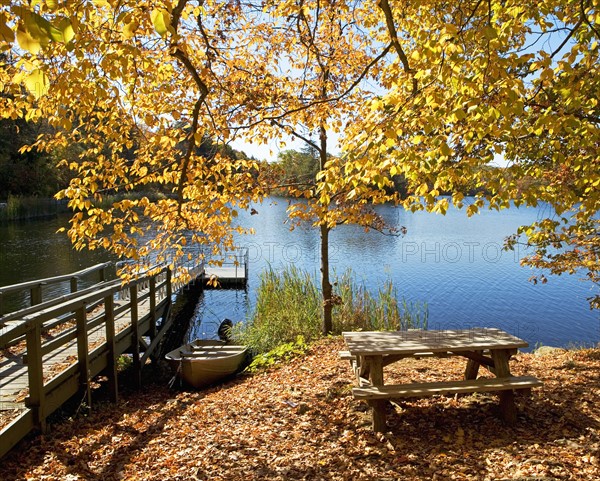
[464,353,481,380]
[366,355,386,432]
[491,349,517,425]
[359,355,370,382]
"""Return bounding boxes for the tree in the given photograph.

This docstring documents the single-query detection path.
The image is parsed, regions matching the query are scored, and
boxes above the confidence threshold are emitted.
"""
[1,0,597,312]
[276,148,320,187]
[0,115,66,197]
[1,0,270,276]
[335,0,599,308]
[245,0,403,334]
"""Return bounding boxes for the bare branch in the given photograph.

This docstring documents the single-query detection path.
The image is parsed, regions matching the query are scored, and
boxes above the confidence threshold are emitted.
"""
[271,120,321,152]
[550,16,584,59]
[233,42,393,131]
[169,0,210,212]
[377,0,417,95]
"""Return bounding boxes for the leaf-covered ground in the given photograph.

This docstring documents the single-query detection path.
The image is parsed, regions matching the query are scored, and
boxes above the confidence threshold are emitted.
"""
[1,337,599,480]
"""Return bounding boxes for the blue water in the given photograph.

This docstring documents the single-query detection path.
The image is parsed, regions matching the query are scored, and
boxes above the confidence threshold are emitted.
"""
[1,199,597,349]
[189,197,599,349]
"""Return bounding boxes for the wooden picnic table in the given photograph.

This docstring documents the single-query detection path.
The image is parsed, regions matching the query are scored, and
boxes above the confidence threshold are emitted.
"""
[342,328,542,432]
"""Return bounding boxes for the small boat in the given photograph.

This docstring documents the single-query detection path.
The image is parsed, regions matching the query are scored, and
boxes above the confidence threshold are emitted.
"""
[165,339,248,388]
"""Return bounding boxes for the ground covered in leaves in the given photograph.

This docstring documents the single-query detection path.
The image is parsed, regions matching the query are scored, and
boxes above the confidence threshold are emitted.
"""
[1,337,599,480]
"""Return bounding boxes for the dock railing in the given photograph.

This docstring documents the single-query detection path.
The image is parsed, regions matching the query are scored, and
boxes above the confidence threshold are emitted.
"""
[0,262,112,318]
[0,263,194,458]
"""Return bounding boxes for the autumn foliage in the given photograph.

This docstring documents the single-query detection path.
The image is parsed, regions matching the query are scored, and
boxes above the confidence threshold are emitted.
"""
[0,0,598,305]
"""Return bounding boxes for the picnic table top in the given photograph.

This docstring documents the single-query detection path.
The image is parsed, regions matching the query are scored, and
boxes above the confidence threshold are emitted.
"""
[342,328,528,356]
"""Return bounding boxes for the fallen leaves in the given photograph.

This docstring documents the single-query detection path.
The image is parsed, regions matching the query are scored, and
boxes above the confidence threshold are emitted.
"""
[1,338,600,480]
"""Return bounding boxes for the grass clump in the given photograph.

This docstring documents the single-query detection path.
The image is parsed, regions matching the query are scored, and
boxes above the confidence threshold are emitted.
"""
[236,265,428,355]
[333,270,428,332]
[234,265,321,354]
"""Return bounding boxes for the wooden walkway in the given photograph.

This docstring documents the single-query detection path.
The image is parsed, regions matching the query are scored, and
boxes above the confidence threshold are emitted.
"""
[0,261,203,458]
[203,248,249,288]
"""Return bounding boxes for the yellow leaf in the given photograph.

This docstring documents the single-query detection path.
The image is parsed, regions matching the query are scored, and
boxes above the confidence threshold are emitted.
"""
[17,25,42,54]
[0,14,14,44]
[24,68,49,98]
[417,182,429,196]
[483,26,497,39]
[123,20,139,39]
[466,204,479,216]
[151,9,172,37]
[57,17,75,43]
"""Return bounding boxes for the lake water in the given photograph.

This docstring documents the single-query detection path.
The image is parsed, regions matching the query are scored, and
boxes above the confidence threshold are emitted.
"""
[190,197,599,349]
[1,197,598,349]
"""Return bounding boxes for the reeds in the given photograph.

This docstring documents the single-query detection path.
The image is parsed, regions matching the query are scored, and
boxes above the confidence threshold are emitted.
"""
[235,265,321,354]
[236,265,428,353]
[0,195,68,222]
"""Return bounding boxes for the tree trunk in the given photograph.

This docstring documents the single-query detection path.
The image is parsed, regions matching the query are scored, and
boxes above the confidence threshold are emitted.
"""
[320,223,333,334]
[319,123,333,334]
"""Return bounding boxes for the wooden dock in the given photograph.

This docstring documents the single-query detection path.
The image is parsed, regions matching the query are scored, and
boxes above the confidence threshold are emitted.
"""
[203,248,249,288]
[0,260,203,458]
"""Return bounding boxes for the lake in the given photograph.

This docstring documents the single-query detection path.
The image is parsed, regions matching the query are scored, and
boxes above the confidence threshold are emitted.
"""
[1,197,598,349]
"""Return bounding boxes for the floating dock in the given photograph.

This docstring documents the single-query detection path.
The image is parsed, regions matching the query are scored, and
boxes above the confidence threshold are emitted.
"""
[202,248,249,289]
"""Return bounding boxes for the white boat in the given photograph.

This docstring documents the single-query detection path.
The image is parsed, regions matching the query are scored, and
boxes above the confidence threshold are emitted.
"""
[165,339,248,388]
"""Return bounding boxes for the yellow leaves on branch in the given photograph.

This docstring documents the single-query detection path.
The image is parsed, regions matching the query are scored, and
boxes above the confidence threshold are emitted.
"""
[0,0,598,301]
[150,9,173,38]
[13,7,75,54]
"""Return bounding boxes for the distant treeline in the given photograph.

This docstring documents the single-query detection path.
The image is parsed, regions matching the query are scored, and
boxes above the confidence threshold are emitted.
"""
[0,115,254,221]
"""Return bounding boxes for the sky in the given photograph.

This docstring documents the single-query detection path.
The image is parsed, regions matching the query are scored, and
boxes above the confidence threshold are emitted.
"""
[231,130,343,163]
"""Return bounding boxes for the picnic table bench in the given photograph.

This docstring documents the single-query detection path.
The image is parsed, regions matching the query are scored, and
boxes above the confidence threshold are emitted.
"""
[342,328,542,432]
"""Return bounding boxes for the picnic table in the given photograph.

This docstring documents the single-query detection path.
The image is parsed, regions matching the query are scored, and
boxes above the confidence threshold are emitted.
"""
[341,328,542,432]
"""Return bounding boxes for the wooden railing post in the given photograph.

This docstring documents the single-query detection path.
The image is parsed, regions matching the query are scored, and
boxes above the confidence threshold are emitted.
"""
[30,283,43,306]
[70,276,78,294]
[25,321,46,432]
[99,266,107,283]
[75,304,92,410]
[104,294,118,403]
[166,268,172,300]
[130,283,141,388]
[149,277,157,338]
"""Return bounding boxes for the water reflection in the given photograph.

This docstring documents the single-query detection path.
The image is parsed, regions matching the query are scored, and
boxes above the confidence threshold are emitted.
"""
[0,216,115,313]
[1,200,598,349]
[190,198,599,349]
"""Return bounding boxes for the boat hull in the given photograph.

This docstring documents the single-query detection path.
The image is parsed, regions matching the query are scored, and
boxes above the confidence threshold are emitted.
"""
[165,339,248,388]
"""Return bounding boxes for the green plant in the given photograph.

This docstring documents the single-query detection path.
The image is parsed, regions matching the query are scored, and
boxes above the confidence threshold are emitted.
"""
[116,354,133,372]
[236,266,429,355]
[244,335,308,373]
[332,270,428,333]
[234,265,321,353]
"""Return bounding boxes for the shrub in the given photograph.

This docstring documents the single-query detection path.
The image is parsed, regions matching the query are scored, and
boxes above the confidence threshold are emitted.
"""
[234,265,321,353]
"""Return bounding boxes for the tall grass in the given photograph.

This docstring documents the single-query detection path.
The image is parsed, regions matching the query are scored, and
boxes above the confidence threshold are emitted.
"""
[235,265,322,354]
[333,270,428,333]
[0,195,68,222]
[236,265,428,353]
